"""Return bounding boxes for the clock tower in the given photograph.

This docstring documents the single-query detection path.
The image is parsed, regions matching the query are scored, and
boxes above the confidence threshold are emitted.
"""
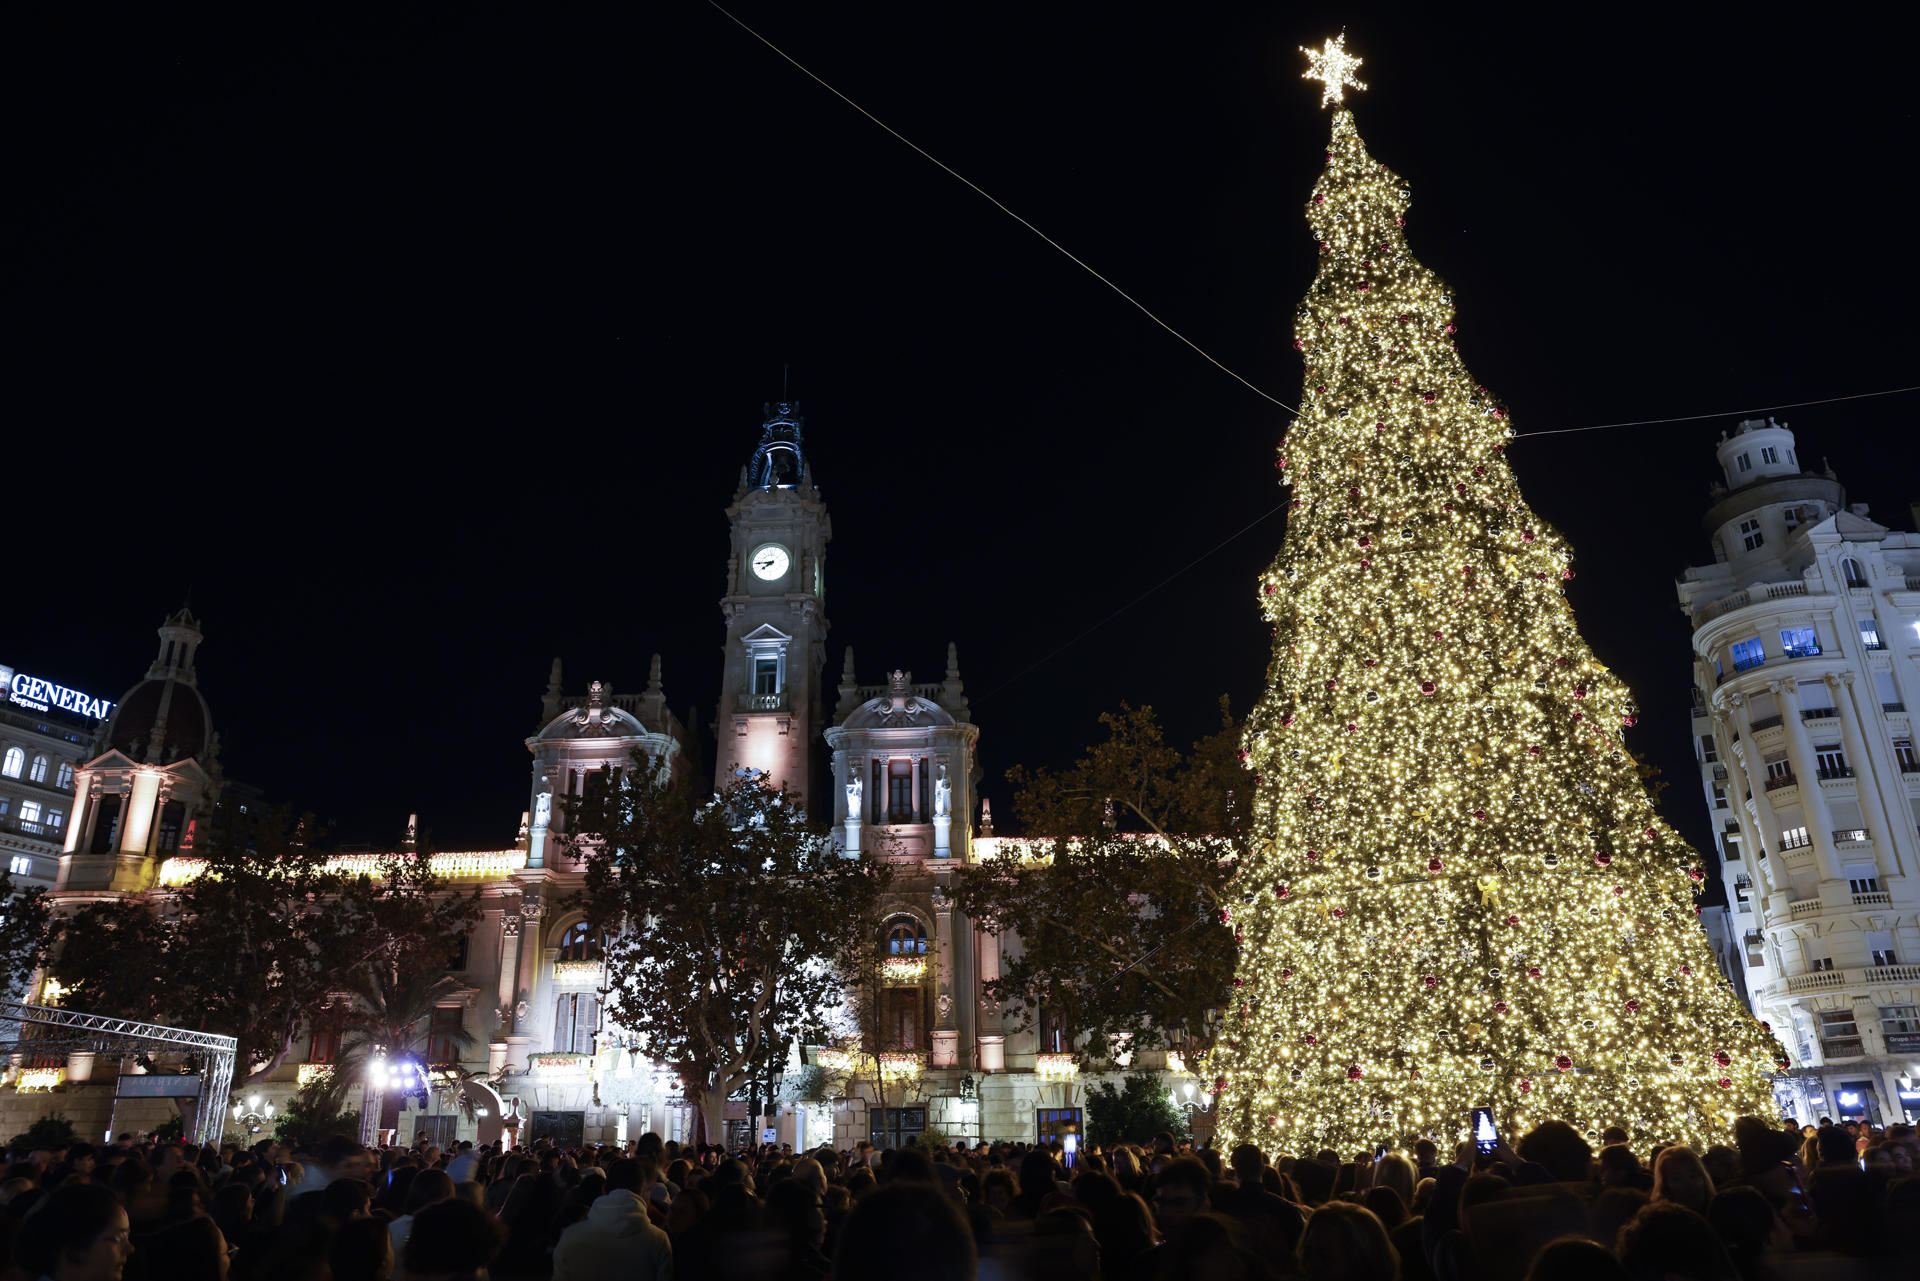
[715,401,831,806]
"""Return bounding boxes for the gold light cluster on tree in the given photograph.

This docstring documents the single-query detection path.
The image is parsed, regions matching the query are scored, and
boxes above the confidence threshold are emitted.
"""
[1208,55,1786,1154]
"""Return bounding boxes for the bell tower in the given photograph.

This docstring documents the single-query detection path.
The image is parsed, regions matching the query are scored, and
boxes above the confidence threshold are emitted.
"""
[715,401,830,806]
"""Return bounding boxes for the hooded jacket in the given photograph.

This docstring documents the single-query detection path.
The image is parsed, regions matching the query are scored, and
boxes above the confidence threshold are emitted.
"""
[553,1188,673,1281]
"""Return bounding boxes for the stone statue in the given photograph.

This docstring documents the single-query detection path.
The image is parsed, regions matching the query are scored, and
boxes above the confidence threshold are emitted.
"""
[846,775,862,822]
[533,790,552,828]
[934,765,951,818]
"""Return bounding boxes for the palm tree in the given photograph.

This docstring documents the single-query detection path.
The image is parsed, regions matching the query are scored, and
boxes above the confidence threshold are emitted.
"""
[307,965,475,1131]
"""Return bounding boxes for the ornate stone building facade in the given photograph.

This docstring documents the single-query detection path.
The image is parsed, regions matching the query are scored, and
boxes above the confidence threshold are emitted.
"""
[1679,417,1920,1126]
[28,403,1151,1149]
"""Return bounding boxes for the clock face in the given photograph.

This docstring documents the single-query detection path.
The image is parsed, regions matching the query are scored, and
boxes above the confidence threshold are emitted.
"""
[750,544,791,581]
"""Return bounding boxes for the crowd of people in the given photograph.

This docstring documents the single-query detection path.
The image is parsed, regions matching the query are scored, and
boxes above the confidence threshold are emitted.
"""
[0,1112,1914,1281]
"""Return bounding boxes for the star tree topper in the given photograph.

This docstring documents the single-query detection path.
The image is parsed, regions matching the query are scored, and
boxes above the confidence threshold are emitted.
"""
[1302,33,1367,108]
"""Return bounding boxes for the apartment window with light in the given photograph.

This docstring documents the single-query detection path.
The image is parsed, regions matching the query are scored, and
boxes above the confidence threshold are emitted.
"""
[754,658,779,697]
[1,748,21,780]
[1779,627,1820,658]
[884,915,927,956]
[888,759,913,823]
[1731,638,1766,671]
[18,802,40,826]
[554,992,597,1055]
[1739,518,1763,550]
[1882,1005,1920,1036]
[428,1006,463,1064]
[1895,739,1918,772]
[1860,618,1884,650]
[46,811,61,831]
[1743,930,1765,967]
[55,763,73,789]
[1779,824,1809,848]
[7,857,30,877]
[27,756,46,784]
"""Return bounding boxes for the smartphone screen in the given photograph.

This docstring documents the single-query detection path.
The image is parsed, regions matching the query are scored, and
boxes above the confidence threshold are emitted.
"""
[1470,1107,1499,1156]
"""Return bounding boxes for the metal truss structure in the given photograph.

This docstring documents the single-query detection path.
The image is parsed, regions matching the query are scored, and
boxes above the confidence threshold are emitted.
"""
[0,1001,236,1144]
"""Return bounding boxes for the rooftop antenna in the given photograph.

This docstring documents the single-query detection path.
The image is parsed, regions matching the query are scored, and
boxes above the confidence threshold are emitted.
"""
[782,362,790,399]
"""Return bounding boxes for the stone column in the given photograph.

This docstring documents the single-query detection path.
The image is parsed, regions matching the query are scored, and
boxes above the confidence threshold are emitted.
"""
[930,875,958,1067]
[1727,695,1786,894]
[62,774,90,855]
[975,925,1004,1071]
[1774,680,1843,885]
[1834,673,1915,879]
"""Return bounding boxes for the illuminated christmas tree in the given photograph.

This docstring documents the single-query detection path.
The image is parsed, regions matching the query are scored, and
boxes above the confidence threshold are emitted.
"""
[1211,37,1785,1153]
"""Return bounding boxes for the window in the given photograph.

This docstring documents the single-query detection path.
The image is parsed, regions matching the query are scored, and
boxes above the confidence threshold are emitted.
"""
[1743,930,1765,967]
[1765,759,1793,784]
[884,915,927,956]
[428,1006,464,1064]
[1736,453,1752,473]
[1871,945,1900,968]
[1846,864,1881,894]
[1779,627,1820,658]
[448,931,470,972]
[1860,618,1885,650]
[308,1018,343,1064]
[7,857,31,877]
[1,748,20,780]
[556,921,601,964]
[1761,445,1779,464]
[888,759,913,823]
[1874,670,1903,713]
[754,658,780,697]
[1895,739,1918,772]
[18,802,40,825]
[1815,744,1848,777]
[1818,1009,1857,1037]
[1783,504,1804,531]
[1882,1005,1920,1036]
[1739,518,1763,550]
[1712,783,1729,809]
[1731,638,1766,671]
[884,988,921,1051]
[0,798,9,817]
[1698,734,1718,764]
[1733,874,1752,904]
[45,811,61,831]
[1779,825,1809,849]
[27,756,47,784]
[55,763,73,789]
[553,992,597,1054]
[1841,558,1867,589]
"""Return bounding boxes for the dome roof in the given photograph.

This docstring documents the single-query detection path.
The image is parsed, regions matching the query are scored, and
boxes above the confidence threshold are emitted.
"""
[106,677,212,765]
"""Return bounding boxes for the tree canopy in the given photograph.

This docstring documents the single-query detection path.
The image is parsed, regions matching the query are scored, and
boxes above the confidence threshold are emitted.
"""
[47,807,478,1087]
[572,761,889,1144]
[951,702,1243,1065]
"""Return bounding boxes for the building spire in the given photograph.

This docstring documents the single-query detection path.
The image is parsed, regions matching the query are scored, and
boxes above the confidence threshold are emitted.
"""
[747,400,807,489]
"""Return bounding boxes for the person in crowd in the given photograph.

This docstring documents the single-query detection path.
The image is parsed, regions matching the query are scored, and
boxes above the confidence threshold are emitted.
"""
[402,1197,506,1281]
[1525,1235,1626,1281]
[1615,1203,1739,1281]
[14,1183,133,1281]
[551,1156,671,1281]
[1651,1147,1715,1214]
[1300,1200,1400,1281]
[834,1181,975,1281]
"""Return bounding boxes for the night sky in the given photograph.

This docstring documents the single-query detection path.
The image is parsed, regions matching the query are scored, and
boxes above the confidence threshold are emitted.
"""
[6,5,1917,857]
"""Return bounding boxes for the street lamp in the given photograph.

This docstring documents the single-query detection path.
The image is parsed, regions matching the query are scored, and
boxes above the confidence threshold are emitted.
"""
[1172,1080,1212,1134]
[231,1094,275,1136]
[958,1073,979,1147]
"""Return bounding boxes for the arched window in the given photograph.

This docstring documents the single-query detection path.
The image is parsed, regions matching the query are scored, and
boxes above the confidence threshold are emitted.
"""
[55,763,73,789]
[28,756,47,784]
[1841,558,1868,589]
[884,915,926,956]
[0,748,21,780]
[557,920,601,963]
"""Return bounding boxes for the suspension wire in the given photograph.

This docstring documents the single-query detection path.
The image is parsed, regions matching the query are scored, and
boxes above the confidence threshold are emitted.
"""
[1511,384,1920,438]
[704,1,1300,415]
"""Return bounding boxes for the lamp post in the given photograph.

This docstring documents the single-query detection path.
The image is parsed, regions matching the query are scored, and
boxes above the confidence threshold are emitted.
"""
[1171,1080,1212,1140]
[958,1073,979,1148]
[231,1094,275,1137]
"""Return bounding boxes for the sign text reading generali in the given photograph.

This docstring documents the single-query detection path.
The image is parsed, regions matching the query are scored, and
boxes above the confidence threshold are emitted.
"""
[9,673,114,720]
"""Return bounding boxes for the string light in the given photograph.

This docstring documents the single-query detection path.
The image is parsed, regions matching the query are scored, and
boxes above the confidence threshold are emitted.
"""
[1208,47,1785,1154]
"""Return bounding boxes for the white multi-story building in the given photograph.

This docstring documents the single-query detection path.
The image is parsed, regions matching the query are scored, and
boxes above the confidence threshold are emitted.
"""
[1679,417,1920,1125]
[0,660,116,891]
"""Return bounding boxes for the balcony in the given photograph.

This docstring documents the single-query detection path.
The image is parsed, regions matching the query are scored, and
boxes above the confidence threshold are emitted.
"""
[1785,970,1846,994]
[1787,897,1823,920]
[1816,765,1855,781]
[738,691,789,712]
[1800,706,1838,721]
[1750,715,1784,733]
[1868,964,1920,984]
[1852,891,1892,907]
[1833,828,1870,846]
[1819,1036,1866,1060]
[1764,772,1798,792]
[1884,703,1907,714]
[0,816,50,838]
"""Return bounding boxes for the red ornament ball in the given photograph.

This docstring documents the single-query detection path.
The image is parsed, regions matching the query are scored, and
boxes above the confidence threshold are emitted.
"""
[1346,1064,1363,1081]
[1625,1000,1640,1014]
[1326,679,1340,691]
[1493,1001,1509,1015]
[1305,1033,1318,1046]
[1613,885,1626,896]
[1688,866,1704,882]
[1265,583,1277,596]
[1518,1078,1533,1094]
[1594,852,1613,867]
[1473,809,1488,822]
[1293,339,1305,351]
[1680,964,1692,976]
[1281,966,1294,980]
[1504,914,1520,928]
[1422,391,1437,403]
[1420,680,1436,695]
[1358,536,1371,548]
[1713,1050,1732,1068]
[1331,907,1346,920]
[1526,966,1542,979]
[1562,567,1574,579]
[1423,975,1439,989]
[1266,1115,1280,1127]
[1717,1077,1733,1090]
[1553,1054,1574,1072]
[1428,857,1445,874]
[1278,885,1291,900]
[1527,745,1542,756]
[1522,529,1536,542]
[1281,715,1295,727]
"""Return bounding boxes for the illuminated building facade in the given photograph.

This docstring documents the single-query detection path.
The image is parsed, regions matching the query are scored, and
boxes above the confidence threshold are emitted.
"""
[1679,417,1920,1124]
[0,661,108,891]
